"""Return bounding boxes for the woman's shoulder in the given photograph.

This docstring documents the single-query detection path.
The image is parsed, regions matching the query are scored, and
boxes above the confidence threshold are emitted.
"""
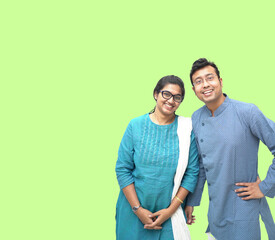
[130,113,149,125]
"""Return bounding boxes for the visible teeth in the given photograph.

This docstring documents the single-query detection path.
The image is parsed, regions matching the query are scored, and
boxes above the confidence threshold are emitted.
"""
[165,103,173,107]
[203,90,213,94]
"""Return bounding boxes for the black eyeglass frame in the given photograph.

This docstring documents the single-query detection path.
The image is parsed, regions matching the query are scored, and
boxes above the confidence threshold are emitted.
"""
[160,90,183,103]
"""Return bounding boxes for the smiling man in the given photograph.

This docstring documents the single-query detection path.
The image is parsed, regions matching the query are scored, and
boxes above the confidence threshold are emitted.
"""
[185,58,275,240]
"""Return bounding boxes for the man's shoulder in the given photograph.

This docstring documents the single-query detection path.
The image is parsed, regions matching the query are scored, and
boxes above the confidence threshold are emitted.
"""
[191,106,205,120]
[229,98,256,113]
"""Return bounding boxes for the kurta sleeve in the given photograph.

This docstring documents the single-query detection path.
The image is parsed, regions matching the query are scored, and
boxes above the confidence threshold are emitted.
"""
[185,131,207,206]
[185,155,206,206]
[180,131,199,193]
[115,121,135,190]
[249,104,275,198]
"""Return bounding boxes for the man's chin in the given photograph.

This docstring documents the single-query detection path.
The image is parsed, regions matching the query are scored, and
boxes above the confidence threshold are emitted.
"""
[201,95,216,104]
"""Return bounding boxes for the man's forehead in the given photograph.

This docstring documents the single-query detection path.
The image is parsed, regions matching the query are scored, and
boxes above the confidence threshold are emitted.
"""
[193,66,216,79]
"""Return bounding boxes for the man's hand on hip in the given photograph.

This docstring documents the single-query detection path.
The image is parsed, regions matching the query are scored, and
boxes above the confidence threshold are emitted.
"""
[235,177,264,200]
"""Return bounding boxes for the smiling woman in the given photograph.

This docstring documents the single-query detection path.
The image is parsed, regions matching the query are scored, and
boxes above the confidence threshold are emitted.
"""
[115,75,199,240]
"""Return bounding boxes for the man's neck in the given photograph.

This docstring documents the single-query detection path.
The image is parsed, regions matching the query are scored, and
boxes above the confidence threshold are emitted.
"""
[206,94,226,117]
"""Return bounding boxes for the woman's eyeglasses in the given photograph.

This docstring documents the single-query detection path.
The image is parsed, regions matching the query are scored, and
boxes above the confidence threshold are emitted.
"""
[160,90,183,103]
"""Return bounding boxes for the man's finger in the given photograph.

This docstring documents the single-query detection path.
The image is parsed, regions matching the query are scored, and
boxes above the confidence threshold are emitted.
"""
[235,187,248,193]
[187,211,192,224]
[237,192,250,197]
[187,213,194,225]
[235,182,250,186]
[242,195,252,200]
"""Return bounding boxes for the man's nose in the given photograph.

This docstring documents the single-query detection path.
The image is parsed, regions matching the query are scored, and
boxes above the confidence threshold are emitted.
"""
[202,79,210,88]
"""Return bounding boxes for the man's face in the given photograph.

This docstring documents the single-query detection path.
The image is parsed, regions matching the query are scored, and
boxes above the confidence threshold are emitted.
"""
[191,65,223,105]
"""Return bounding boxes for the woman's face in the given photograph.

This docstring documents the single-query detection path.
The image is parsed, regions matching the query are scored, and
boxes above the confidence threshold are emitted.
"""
[154,84,182,116]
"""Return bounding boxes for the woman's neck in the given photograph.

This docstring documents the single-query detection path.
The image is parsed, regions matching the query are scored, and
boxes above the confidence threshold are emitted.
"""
[150,110,175,125]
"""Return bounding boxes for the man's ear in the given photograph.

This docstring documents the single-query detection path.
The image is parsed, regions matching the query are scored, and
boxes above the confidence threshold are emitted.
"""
[192,86,196,94]
[219,78,223,88]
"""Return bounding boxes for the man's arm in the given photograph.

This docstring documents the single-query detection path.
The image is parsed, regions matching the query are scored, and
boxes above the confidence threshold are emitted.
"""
[247,104,275,198]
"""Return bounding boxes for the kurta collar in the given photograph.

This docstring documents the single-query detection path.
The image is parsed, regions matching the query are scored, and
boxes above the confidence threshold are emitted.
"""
[204,93,230,117]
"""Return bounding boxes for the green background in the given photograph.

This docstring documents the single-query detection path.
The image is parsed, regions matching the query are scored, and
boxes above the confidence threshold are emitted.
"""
[1,0,275,239]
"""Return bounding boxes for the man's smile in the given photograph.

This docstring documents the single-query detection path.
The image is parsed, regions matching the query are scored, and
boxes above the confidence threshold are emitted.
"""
[202,89,214,96]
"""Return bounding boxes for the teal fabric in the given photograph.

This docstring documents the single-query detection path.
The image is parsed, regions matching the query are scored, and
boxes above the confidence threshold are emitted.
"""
[115,113,199,240]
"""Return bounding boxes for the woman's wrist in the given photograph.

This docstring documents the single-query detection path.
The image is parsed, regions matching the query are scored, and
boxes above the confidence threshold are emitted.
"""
[134,206,143,215]
[167,195,184,215]
[166,206,176,216]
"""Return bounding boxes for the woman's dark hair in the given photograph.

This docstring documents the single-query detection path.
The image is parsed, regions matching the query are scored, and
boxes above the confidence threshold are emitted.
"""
[153,75,185,100]
[150,75,185,113]
[190,58,220,86]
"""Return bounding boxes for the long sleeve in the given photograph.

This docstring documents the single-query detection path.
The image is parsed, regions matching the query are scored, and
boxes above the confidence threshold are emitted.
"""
[180,131,199,193]
[185,152,206,206]
[249,104,275,198]
[115,121,135,190]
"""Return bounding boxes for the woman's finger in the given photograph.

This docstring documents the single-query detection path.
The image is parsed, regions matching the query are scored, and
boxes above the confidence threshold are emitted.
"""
[153,226,162,230]
[149,211,161,219]
[144,225,162,230]
[145,217,162,228]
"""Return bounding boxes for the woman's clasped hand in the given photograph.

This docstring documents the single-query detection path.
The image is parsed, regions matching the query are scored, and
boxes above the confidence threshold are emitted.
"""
[142,208,172,230]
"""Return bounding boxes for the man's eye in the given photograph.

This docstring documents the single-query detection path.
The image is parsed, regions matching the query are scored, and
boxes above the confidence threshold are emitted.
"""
[196,80,202,85]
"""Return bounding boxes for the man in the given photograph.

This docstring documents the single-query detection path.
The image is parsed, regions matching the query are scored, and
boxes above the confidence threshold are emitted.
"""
[185,58,275,240]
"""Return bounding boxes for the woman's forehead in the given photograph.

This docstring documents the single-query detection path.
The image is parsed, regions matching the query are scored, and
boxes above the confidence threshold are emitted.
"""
[161,84,182,94]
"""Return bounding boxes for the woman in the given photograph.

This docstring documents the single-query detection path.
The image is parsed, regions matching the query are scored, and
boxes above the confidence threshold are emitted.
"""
[115,75,199,240]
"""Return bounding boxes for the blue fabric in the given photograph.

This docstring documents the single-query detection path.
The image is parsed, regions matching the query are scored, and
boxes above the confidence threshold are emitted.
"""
[116,113,199,240]
[186,95,275,240]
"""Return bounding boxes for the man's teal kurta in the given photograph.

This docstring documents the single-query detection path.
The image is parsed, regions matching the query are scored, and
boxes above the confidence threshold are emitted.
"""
[116,114,199,240]
[187,95,275,240]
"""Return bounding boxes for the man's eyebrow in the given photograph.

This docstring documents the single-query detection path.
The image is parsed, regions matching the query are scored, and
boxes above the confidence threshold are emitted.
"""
[194,76,202,81]
[206,73,215,76]
[194,73,215,80]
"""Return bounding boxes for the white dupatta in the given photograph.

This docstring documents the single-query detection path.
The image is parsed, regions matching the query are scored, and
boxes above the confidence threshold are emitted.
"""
[171,116,192,240]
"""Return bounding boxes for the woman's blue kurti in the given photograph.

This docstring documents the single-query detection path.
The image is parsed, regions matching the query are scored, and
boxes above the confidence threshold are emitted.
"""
[115,114,199,240]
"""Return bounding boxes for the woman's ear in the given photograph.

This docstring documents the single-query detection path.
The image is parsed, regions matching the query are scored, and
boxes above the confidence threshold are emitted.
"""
[154,92,158,101]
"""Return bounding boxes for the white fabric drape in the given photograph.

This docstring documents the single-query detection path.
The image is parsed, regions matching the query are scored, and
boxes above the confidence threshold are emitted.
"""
[206,232,217,240]
[171,116,192,240]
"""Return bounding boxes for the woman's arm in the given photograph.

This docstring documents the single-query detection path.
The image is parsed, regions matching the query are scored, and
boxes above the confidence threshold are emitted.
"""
[115,122,135,189]
[180,131,199,193]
